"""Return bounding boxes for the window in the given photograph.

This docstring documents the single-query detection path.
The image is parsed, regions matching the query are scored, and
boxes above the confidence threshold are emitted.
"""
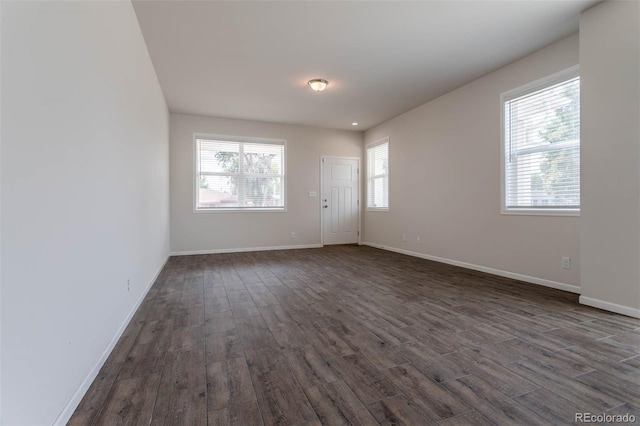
[501,67,580,215]
[195,135,285,211]
[367,137,389,210]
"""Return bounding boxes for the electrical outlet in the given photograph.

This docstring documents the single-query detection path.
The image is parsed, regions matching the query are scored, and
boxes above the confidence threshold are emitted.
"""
[417,236,421,244]
[561,257,571,270]
[402,234,407,242]
[290,231,296,239]
[127,279,130,291]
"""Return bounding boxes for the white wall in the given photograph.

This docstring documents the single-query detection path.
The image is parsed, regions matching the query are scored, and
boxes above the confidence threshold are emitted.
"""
[579,1,640,317]
[0,0,3,421]
[363,34,581,291]
[1,2,170,424]
[170,113,362,253]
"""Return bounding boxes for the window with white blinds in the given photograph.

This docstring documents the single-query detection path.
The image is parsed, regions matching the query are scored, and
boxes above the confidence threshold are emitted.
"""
[195,135,285,211]
[367,138,389,210]
[502,67,580,215]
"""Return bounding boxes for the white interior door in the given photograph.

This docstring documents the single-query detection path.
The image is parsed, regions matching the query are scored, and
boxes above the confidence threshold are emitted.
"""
[322,157,360,245]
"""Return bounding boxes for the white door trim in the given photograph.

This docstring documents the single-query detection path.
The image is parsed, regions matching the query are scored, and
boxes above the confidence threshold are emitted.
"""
[320,156,361,246]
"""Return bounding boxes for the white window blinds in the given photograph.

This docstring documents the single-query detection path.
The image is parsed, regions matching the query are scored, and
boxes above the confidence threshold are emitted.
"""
[503,71,580,212]
[367,139,389,210]
[195,137,285,211]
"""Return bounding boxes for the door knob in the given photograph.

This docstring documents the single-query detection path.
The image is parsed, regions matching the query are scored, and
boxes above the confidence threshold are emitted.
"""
[323,205,328,208]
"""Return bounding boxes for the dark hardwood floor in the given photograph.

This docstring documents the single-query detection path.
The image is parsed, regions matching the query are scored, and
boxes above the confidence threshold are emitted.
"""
[69,245,640,425]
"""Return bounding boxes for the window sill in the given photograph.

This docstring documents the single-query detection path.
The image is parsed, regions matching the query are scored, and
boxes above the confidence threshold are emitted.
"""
[366,207,390,212]
[501,208,579,217]
[194,208,287,214]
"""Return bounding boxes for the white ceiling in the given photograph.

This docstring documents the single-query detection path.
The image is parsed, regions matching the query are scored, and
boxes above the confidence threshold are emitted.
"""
[132,0,598,131]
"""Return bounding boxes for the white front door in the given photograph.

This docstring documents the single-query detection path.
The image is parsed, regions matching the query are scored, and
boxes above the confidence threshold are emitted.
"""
[322,157,360,245]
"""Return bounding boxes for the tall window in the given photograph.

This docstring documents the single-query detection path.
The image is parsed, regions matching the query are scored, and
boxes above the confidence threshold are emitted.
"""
[195,135,285,211]
[502,67,580,215]
[367,137,389,211]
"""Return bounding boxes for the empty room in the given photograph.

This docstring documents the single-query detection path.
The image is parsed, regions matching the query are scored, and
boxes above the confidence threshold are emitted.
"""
[2,0,640,425]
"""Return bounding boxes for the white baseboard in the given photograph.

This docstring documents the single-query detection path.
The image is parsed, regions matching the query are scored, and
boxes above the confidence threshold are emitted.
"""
[171,243,323,256]
[360,242,581,294]
[579,296,640,319]
[54,255,170,426]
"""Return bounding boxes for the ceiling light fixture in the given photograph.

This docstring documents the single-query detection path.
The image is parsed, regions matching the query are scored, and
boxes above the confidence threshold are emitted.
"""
[308,79,329,92]
[352,122,358,126]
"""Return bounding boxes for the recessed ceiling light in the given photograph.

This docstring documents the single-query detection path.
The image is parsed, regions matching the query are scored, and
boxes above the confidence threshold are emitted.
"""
[308,79,329,92]
[352,122,358,126]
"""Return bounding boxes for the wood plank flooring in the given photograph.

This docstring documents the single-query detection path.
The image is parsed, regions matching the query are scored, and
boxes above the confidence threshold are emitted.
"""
[70,245,640,425]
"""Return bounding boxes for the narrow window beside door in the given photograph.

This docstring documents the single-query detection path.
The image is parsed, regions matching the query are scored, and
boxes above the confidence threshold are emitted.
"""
[366,138,389,211]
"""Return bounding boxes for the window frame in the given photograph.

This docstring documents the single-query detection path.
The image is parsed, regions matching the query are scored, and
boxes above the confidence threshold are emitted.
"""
[193,133,287,213]
[366,137,390,212]
[500,65,580,217]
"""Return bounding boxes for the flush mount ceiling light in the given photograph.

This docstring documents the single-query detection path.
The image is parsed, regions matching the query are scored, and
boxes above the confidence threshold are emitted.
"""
[308,79,329,92]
